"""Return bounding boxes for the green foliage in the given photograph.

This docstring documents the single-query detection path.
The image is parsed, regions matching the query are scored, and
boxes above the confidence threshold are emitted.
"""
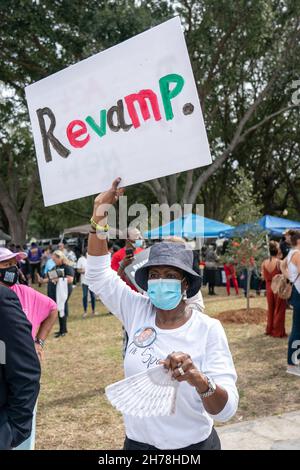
[224,231,268,272]
[183,0,300,217]
[222,224,268,311]
[0,0,299,242]
[221,167,268,310]
[0,0,171,240]
[228,168,263,225]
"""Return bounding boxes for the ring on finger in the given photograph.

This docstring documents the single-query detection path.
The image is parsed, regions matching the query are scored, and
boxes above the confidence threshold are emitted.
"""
[177,366,185,376]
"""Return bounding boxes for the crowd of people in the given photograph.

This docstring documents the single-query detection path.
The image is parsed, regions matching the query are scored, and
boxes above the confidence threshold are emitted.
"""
[1,187,300,449]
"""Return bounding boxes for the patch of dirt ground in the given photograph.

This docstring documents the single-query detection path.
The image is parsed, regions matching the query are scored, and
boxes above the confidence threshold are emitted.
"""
[216,307,267,324]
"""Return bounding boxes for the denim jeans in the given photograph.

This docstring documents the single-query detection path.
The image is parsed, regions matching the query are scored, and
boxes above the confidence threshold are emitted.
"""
[288,286,300,365]
[123,427,221,450]
[82,283,96,312]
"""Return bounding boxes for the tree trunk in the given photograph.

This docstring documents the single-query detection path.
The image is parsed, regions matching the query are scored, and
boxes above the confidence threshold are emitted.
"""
[8,215,27,246]
[0,170,38,246]
[1,200,28,245]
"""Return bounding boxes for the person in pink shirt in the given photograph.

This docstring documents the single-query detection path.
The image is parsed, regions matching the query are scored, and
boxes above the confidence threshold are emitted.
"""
[10,283,57,358]
[0,248,57,361]
[0,247,57,450]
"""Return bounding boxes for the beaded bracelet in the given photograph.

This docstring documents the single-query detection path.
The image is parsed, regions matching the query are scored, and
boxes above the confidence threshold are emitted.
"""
[90,217,109,233]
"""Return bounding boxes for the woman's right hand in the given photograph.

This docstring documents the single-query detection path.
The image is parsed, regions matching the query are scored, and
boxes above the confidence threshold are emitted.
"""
[93,177,124,222]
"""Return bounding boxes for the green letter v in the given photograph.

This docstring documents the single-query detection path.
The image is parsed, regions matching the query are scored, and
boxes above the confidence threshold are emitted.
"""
[86,110,107,138]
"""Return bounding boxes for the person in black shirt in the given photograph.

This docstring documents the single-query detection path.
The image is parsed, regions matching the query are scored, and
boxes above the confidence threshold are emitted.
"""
[280,230,292,259]
[0,285,40,449]
[38,250,74,338]
[204,245,219,295]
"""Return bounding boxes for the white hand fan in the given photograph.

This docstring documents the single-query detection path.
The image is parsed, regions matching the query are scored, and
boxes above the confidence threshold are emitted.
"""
[105,365,178,418]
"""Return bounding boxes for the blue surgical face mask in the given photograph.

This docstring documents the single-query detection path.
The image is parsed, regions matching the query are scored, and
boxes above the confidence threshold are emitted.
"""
[147,279,183,310]
[134,239,143,248]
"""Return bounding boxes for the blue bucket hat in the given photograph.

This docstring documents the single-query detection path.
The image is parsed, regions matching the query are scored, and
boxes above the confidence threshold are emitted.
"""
[134,241,201,298]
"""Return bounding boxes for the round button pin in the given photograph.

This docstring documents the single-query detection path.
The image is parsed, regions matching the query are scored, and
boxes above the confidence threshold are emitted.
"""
[133,326,157,348]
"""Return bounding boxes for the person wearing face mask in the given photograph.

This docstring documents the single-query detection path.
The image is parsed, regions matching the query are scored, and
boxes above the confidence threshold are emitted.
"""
[0,248,58,351]
[37,250,74,338]
[86,179,238,451]
[0,247,57,450]
[111,227,144,291]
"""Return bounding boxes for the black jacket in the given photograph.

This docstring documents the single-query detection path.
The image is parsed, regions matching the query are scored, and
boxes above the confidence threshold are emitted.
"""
[0,285,41,449]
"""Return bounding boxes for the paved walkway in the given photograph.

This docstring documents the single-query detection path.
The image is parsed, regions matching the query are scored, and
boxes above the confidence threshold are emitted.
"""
[217,411,300,450]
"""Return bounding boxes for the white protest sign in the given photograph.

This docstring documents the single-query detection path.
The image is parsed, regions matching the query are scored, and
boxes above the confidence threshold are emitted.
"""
[25,17,212,207]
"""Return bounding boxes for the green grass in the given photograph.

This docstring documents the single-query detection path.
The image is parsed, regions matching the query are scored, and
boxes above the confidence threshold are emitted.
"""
[35,284,300,449]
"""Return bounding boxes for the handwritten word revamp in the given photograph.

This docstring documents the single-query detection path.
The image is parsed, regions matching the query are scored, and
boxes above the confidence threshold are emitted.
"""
[36,73,194,163]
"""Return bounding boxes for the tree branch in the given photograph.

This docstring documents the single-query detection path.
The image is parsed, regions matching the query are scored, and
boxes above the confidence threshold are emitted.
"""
[200,19,239,109]
[143,181,159,197]
[159,177,170,202]
[239,104,299,142]
[168,174,178,205]
[21,169,39,223]
[62,205,91,220]
[0,173,16,219]
[187,82,296,204]
[181,169,194,205]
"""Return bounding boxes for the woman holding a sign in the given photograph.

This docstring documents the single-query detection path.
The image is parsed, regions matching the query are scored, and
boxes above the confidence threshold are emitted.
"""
[86,179,238,450]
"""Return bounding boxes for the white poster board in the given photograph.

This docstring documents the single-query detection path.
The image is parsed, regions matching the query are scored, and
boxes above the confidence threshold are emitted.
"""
[25,17,211,206]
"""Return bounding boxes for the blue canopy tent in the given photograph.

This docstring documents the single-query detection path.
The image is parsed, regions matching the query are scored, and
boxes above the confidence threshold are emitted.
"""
[143,213,233,239]
[222,222,265,238]
[258,215,300,234]
[224,214,300,237]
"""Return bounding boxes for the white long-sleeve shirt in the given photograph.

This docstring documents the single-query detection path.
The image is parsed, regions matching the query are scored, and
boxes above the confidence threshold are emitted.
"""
[86,254,238,449]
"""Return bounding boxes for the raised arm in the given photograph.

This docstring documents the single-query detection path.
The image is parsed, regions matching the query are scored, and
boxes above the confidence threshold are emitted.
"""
[86,179,149,330]
[88,177,124,256]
